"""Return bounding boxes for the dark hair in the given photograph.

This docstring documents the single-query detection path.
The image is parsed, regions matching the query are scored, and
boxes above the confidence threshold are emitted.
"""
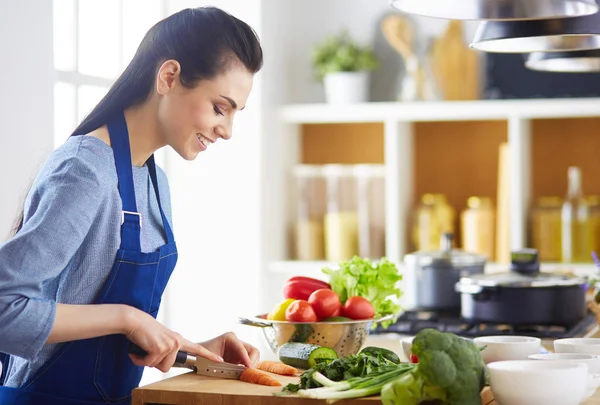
[11,6,263,236]
[73,6,263,135]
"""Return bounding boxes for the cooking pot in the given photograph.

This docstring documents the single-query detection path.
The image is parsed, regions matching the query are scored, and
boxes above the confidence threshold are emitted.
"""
[404,233,487,311]
[455,249,588,326]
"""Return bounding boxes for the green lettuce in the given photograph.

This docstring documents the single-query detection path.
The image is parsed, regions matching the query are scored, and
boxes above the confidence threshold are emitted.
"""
[322,256,403,328]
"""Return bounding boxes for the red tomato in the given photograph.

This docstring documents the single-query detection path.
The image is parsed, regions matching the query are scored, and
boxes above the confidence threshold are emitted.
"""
[308,289,341,320]
[283,277,330,301]
[331,307,342,317]
[410,353,419,363]
[285,300,318,322]
[342,296,375,320]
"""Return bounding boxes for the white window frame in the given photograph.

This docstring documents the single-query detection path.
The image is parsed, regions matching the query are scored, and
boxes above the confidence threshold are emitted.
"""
[53,0,168,147]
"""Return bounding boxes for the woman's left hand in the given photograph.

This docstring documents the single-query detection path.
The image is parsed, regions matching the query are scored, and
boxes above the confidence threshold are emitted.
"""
[199,332,260,367]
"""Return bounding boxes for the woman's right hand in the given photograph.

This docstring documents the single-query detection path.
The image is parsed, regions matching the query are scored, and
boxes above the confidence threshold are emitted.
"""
[124,307,223,372]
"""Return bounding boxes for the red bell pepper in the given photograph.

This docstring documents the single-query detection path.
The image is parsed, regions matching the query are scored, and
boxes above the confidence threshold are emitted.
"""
[283,276,331,301]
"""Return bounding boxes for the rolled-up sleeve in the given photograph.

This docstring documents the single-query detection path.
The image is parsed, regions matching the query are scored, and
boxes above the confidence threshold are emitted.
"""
[0,152,104,360]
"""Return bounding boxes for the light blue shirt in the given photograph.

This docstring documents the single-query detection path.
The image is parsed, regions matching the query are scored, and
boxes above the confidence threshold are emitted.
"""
[0,135,172,388]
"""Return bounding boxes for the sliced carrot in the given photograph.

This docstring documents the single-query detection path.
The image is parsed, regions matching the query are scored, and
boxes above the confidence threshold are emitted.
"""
[256,360,298,376]
[239,368,282,387]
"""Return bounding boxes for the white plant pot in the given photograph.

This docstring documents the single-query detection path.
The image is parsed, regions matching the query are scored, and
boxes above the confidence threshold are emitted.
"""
[323,71,370,104]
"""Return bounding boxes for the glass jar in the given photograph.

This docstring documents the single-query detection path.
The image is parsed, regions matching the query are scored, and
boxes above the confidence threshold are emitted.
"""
[530,196,563,262]
[354,164,386,259]
[412,193,456,251]
[292,165,326,260]
[588,195,600,258]
[460,196,495,261]
[323,165,358,261]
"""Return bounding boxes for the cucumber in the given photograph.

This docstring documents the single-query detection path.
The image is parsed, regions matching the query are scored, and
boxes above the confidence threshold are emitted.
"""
[359,346,401,364]
[278,342,338,369]
[290,324,314,343]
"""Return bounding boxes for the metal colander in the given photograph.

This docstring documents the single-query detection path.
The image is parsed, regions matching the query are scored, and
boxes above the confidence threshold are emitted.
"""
[238,314,395,358]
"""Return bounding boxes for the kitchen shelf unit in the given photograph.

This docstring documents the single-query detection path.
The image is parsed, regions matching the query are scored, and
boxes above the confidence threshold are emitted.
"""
[269,98,600,273]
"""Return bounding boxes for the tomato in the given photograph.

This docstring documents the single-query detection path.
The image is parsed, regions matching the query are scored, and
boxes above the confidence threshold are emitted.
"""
[342,296,375,320]
[267,298,296,321]
[285,300,318,322]
[283,277,330,301]
[331,307,342,317]
[308,289,341,320]
[410,353,419,363]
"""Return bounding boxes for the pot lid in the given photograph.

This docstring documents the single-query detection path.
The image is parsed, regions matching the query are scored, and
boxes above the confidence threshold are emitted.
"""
[388,0,598,21]
[404,233,487,268]
[458,271,585,288]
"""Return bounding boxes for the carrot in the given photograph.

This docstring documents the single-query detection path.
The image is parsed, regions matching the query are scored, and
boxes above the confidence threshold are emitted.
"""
[239,368,282,387]
[256,360,298,376]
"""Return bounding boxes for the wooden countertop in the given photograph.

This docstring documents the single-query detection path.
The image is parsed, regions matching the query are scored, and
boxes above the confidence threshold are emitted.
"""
[131,370,600,405]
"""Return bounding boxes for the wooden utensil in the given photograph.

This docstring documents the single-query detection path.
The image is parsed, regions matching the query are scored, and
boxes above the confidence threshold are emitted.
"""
[431,20,481,100]
[496,143,510,263]
[381,14,439,101]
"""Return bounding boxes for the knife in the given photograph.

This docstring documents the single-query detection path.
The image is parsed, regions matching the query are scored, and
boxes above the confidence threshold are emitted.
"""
[128,342,246,379]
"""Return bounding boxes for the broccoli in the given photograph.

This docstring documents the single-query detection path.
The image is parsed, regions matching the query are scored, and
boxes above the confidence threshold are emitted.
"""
[381,328,486,405]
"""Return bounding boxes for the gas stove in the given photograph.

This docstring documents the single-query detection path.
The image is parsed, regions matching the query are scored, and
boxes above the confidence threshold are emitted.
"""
[370,309,598,339]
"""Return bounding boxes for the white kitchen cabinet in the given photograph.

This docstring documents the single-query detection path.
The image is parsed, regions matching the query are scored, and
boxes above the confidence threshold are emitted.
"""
[259,98,600,310]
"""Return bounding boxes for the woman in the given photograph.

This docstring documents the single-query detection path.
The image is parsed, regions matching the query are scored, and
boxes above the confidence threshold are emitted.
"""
[0,6,263,404]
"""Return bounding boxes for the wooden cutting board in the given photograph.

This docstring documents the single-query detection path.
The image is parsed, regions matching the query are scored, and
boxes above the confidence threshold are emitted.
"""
[132,371,496,405]
[430,20,481,101]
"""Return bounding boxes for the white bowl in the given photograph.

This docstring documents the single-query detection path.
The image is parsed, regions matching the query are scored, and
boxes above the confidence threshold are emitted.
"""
[474,335,541,364]
[528,353,600,400]
[488,360,588,405]
[555,338,600,356]
[400,336,414,362]
[528,353,600,374]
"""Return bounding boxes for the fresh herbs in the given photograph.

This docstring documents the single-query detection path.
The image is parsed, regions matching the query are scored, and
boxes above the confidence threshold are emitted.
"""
[277,351,414,402]
[322,256,403,327]
[279,350,405,394]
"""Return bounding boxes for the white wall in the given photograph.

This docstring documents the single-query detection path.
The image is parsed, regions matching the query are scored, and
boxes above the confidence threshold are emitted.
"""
[0,0,54,241]
[284,0,478,103]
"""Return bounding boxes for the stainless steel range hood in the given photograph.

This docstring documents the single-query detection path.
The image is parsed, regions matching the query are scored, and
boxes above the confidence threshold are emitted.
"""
[389,0,598,21]
[526,49,600,71]
[470,12,600,53]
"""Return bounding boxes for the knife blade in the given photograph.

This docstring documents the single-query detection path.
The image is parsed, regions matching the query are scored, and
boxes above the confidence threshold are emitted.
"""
[128,342,246,379]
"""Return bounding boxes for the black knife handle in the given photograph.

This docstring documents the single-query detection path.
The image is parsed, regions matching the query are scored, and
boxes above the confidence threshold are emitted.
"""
[128,342,189,366]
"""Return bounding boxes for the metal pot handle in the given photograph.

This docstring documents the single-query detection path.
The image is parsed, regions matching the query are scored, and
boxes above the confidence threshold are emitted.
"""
[237,316,272,328]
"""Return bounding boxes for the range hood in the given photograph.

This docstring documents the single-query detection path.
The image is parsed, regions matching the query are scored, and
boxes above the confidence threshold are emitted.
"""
[526,49,600,71]
[388,0,598,21]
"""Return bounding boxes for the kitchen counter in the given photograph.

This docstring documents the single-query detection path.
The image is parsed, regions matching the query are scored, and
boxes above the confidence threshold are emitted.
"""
[131,370,600,405]
[133,332,600,404]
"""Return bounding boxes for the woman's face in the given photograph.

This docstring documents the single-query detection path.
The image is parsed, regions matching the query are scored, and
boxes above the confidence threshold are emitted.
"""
[156,61,254,160]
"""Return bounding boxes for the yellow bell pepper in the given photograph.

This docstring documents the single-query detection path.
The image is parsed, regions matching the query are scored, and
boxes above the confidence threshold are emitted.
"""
[267,298,296,321]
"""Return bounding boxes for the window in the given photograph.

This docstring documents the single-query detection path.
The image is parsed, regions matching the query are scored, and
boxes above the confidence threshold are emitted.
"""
[52,0,165,148]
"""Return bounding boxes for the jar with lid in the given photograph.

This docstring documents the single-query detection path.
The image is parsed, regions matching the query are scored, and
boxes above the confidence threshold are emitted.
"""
[292,165,326,260]
[530,196,562,262]
[323,164,358,261]
[460,196,495,261]
[412,193,456,251]
[354,164,386,259]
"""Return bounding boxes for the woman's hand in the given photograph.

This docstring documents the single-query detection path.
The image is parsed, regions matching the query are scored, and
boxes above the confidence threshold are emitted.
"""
[199,332,260,368]
[124,307,222,372]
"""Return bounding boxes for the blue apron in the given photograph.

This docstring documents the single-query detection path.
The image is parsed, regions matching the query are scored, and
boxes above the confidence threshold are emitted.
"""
[0,112,178,404]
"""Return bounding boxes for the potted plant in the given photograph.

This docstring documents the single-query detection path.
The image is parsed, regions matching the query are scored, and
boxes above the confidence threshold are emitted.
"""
[312,30,379,104]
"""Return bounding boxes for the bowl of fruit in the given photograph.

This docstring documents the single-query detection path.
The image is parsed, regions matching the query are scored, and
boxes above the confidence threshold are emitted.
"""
[239,257,403,358]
